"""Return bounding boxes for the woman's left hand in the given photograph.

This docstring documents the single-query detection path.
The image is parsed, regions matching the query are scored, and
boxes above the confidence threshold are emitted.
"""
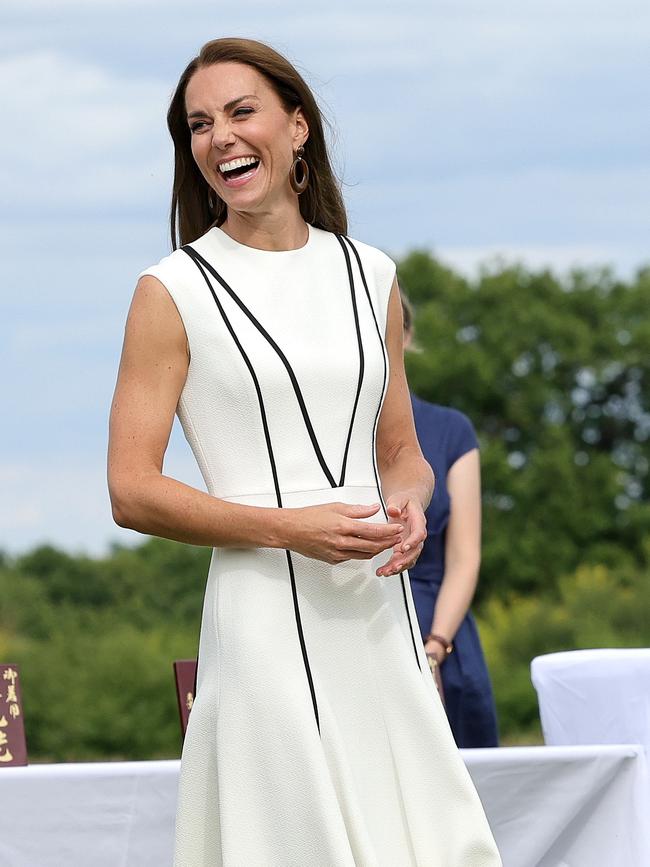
[376,492,427,577]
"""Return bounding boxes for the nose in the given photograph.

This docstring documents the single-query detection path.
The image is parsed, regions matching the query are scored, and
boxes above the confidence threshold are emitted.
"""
[210,118,236,150]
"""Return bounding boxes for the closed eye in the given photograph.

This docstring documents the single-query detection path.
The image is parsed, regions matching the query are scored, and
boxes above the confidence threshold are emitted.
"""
[234,107,254,117]
[189,121,209,133]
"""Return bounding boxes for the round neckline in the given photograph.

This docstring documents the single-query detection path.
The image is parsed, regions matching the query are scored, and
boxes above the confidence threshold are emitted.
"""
[211,223,313,255]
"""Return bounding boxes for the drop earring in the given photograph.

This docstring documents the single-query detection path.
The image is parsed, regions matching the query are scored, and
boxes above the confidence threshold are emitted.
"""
[289,146,309,194]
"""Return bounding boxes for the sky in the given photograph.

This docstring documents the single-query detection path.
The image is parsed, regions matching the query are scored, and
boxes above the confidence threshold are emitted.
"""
[2,0,649,556]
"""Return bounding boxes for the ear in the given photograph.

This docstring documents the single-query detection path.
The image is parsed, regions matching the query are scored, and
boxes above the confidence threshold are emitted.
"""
[292,106,309,149]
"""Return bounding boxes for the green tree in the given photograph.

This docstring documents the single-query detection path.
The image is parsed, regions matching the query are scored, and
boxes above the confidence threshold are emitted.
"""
[399,254,650,599]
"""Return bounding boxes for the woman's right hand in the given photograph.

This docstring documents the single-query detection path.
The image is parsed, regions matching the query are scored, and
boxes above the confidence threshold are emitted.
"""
[286,502,403,565]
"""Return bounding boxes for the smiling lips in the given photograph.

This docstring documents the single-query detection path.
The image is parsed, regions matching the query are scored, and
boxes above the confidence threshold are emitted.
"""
[217,155,261,188]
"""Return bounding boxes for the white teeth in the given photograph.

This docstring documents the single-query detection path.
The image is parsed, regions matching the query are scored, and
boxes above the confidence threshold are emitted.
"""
[218,156,259,173]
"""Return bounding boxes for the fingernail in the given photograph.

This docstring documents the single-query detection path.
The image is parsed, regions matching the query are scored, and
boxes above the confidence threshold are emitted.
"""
[404,544,411,552]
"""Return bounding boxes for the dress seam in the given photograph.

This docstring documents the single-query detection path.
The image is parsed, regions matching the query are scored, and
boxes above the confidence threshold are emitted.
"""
[218,483,383,500]
[178,394,217,495]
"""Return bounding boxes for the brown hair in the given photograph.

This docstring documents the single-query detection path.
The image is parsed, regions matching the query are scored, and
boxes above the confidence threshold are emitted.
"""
[400,290,422,353]
[400,290,414,333]
[166,38,348,248]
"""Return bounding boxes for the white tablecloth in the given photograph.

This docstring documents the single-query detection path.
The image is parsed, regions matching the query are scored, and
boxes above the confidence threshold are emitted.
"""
[531,648,650,752]
[0,746,648,866]
[466,745,649,867]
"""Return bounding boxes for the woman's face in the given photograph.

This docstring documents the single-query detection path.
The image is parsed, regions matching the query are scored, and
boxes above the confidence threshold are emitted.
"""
[185,61,308,217]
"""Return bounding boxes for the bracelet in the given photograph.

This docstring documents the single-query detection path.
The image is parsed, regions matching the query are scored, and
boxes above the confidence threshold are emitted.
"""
[424,633,454,656]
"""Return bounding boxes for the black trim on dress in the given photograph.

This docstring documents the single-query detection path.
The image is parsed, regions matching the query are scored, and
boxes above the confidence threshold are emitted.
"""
[340,236,422,672]
[181,245,321,732]
[333,234,365,488]
[180,245,363,492]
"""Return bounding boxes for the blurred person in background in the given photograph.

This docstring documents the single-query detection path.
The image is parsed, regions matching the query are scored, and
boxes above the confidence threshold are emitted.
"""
[402,292,499,748]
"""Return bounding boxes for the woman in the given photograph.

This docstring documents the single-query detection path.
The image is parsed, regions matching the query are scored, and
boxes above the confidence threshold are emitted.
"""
[402,295,499,748]
[108,38,501,866]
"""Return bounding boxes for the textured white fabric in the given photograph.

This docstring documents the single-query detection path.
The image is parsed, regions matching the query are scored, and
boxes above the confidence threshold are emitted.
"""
[138,224,501,866]
[532,648,650,751]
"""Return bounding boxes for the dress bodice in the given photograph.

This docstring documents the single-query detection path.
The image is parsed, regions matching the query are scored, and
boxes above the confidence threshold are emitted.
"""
[138,225,396,501]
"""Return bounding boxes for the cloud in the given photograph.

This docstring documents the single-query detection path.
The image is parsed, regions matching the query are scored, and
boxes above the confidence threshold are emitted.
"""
[436,242,647,281]
[1,51,171,215]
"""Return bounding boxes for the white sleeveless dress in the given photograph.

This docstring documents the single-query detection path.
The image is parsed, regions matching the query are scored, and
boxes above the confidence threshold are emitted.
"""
[139,224,501,867]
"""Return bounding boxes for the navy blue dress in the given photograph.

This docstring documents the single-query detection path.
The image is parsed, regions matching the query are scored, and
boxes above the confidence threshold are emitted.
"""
[409,394,499,747]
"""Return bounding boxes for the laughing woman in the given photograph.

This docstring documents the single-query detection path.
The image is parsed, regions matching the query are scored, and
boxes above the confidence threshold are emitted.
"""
[108,37,501,866]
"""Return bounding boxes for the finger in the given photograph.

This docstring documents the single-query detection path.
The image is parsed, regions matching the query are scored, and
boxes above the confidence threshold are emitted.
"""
[338,503,382,518]
[337,535,401,555]
[391,528,423,555]
[397,507,427,552]
[400,528,427,553]
[375,552,402,575]
[376,544,423,576]
[334,548,394,562]
[345,519,403,540]
[403,539,424,556]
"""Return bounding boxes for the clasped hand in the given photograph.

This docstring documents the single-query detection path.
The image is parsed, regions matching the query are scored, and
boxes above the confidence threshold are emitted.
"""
[291,494,426,577]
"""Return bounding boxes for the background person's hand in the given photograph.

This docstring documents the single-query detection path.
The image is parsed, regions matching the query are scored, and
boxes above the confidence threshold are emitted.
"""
[289,502,403,565]
[376,492,427,577]
[425,650,446,705]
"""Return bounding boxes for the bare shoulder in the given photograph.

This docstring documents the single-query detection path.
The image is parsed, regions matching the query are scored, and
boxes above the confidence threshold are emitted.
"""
[126,274,189,362]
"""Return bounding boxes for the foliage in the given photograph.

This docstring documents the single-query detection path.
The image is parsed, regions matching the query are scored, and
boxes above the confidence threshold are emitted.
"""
[399,254,650,600]
[479,557,650,739]
[0,541,209,761]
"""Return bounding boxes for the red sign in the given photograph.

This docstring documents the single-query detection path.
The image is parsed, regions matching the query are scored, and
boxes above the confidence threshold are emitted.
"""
[173,660,197,740]
[0,664,28,766]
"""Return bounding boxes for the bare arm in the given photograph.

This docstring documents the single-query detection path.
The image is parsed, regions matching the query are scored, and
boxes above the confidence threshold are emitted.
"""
[426,448,481,661]
[108,275,402,560]
[374,277,435,577]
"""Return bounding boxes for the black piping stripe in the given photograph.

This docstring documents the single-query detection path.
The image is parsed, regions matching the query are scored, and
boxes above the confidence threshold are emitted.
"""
[334,233,365,488]
[184,246,337,489]
[341,236,422,671]
[182,245,321,731]
[182,248,283,504]
[284,550,320,729]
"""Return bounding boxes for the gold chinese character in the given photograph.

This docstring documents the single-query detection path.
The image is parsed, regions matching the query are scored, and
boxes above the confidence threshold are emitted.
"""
[185,692,194,711]
[2,669,17,685]
[0,724,13,762]
[0,715,7,727]
[9,704,20,719]
[5,685,17,704]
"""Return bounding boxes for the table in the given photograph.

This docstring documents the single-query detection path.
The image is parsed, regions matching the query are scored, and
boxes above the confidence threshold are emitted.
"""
[0,746,648,866]
[531,648,650,752]
[466,744,649,867]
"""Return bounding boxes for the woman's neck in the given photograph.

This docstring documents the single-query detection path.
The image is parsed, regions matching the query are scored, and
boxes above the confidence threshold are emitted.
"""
[220,207,309,252]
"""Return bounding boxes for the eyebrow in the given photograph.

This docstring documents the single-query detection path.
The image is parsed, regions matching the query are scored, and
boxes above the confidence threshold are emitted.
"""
[187,95,259,119]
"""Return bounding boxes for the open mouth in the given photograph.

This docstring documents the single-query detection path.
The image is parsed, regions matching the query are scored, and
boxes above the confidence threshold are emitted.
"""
[218,156,261,187]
